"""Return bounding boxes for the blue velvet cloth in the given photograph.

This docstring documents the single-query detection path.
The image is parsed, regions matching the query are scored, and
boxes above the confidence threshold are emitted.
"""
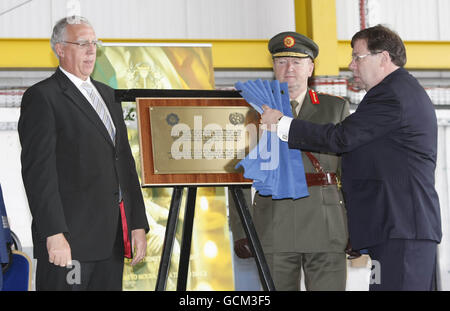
[235,80,309,199]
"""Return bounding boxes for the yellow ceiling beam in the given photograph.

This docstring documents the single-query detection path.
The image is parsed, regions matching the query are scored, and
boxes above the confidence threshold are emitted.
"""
[1,38,450,70]
[1,38,58,68]
[402,41,450,70]
[295,0,339,76]
[0,38,273,69]
[337,40,450,70]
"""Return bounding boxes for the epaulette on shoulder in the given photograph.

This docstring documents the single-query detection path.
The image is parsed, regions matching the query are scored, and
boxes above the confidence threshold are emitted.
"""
[316,91,347,101]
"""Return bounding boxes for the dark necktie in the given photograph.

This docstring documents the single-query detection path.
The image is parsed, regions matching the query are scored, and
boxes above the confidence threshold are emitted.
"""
[290,100,299,118]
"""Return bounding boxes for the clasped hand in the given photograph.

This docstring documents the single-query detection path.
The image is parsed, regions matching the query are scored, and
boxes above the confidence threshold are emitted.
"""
[260,105,283,132]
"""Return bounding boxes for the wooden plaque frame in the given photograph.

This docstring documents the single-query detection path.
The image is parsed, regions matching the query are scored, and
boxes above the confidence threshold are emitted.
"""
[135,90,256,186]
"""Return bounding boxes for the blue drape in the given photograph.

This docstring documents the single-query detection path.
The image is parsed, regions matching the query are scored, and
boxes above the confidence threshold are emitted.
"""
[235,80,309,199]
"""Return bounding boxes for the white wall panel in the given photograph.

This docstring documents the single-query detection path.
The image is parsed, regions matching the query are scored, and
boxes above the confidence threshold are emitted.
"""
[335,0,450,41]
[1,0,449,41]
[185,0,295,39]
[0,0,295,39]
[438,0,450,40]
[336,0,360,40]
[0,0,52,37]
[379,0,440,41]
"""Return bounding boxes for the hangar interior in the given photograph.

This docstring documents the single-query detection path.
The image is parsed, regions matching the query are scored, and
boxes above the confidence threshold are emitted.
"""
[1,0,449,290]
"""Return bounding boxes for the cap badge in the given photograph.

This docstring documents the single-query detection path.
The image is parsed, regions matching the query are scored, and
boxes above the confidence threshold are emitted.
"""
[283,36,295,48]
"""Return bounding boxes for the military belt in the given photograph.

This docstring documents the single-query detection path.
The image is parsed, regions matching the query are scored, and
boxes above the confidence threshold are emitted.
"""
[305,172,338,187]
[304,151,339,187]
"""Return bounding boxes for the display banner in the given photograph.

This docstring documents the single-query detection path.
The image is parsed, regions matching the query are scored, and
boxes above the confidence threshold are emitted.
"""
[92,43,234,290]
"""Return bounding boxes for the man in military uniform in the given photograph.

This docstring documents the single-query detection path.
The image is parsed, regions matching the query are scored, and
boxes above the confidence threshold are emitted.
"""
[230,32,350,291]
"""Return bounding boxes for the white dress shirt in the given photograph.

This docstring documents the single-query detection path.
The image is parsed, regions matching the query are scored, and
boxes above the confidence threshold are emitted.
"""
[277,90,307,142]
[59,66,116,133]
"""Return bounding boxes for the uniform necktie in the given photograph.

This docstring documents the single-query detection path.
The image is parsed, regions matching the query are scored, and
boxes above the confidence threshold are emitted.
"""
[290,100,299,118]
[81,82,116,144]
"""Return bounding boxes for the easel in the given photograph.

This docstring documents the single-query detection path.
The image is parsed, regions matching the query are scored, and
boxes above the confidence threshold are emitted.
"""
[116,89,276,291]
[154,185,275,291]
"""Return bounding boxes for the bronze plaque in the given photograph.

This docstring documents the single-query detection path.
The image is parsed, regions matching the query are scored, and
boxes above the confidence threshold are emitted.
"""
[137,97,258,186]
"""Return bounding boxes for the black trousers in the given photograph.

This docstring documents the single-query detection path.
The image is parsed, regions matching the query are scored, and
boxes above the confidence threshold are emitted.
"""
[36,222,125,291]
[367,239,437,291]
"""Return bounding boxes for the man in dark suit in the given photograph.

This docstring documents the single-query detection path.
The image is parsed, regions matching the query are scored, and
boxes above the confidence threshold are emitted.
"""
[230,32,350,291]
[18,16,149,290]
[261,25,442,291]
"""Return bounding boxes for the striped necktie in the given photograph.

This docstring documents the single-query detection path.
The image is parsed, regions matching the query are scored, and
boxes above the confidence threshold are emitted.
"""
[81,82,116,144]
[290,100,299,119]
[82,83,130,257]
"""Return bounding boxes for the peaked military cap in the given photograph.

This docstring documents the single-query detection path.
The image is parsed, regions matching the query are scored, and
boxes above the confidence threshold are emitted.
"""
[268,31,319,59]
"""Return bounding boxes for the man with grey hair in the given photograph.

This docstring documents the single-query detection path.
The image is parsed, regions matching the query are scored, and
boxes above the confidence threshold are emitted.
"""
[50,16,91,57]
[18,16,149,290]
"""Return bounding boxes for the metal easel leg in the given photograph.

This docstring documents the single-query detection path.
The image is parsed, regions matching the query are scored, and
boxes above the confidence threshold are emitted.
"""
[229,186,276,291]
[155,186,184,291]
[176,186,197,291]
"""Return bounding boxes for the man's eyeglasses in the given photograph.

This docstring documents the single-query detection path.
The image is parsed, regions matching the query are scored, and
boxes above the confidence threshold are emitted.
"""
[62,40,102,49]
[351,51,382,62]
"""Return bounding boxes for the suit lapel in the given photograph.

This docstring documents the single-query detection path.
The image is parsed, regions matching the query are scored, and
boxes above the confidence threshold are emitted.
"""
[299,88,318,121]
[92,79,119,146]
[55,69,116,147]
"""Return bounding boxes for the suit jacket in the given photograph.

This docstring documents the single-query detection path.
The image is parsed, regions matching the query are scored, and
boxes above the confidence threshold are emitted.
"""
[289,68,442,249]
[18,68,149,261]
[230,90,349,253]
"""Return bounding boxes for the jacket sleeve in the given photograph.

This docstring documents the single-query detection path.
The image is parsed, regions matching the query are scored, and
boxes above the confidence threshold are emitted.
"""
[18,87,69,241]
[336,98,351,179]
[288,86,401,154]
[117,101,149,233]
[126,144,150,233]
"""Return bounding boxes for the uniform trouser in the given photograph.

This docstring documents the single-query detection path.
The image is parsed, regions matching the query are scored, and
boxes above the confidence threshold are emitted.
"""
[35,221,125,291]
[367,239,437,291]
[265,252,347,291]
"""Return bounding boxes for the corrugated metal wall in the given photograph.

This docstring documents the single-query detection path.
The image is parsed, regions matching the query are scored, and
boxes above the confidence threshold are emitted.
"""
[336,0,450,40]
[2,0,449,40]
[0,0,295,39]
[3,0,449,40]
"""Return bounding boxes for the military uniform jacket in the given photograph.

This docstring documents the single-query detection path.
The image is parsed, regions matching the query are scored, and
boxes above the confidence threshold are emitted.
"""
[230,89,349,253]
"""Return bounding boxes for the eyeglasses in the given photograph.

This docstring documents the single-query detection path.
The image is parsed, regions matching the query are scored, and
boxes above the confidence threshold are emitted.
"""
[274,58,309,66]
[351,51,382,62]
[62,40,102,49]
